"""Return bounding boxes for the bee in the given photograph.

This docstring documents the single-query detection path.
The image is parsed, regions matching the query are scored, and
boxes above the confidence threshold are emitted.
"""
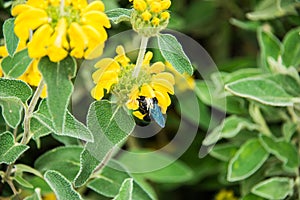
[137,96,166,128]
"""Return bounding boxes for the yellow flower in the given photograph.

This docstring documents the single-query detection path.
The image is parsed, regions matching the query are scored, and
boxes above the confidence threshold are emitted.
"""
[130,0,171,36]
[165,61,195,91]
[91,45,175,121]
[12,0,110,62]
[215,189,238,200]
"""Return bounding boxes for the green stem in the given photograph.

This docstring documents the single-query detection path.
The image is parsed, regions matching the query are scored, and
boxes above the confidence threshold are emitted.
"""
[132,36,149,77]
[21,79,45,145]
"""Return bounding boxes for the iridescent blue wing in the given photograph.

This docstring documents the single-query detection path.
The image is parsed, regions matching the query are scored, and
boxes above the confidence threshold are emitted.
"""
[150,104,166,128]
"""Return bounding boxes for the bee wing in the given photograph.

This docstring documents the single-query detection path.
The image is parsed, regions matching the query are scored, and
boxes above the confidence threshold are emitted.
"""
[150,104,166,128]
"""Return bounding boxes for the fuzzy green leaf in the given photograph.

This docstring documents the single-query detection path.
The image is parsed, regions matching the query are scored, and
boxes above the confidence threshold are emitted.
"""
[14,174,34,189]
[35,146,82,181]
[0,97,23,128]
[119,149,193,183]
[113,178,134,200]
[3,18,19,56]
[246,0,297,20]
[225,76,297,106]
[74,100,135,187]
[282,27,300,67]
[44,170,83,200]
[210,144,238,162]
[87,160,154,200]
[0,78,32,102]
[1,48,32,78]
[30,117,52,140]
[257,28,282,71]
[252,177,294,199]
[32,99,93,142]
[259,135,299,172]
[203,115,257,146]
[24,188,42,200]
[157,34,193,75]
[227,138,269,182]
[0,131,29,164]
[38,56,76,134]
[106,8,132,24]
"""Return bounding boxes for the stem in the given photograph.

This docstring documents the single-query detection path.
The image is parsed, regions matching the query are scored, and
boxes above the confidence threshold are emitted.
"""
[21,79,45,145]
[60,0,65,16]
[93,147,115,173]
[132,36,149,77]
[4,165,19,198]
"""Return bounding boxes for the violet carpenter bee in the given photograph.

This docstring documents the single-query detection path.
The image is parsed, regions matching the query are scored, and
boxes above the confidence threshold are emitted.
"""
[137,96,166,128]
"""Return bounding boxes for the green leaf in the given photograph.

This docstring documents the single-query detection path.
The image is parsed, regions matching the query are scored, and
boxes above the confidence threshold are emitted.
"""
[225,76,296,106]
[24,188,42,200]
[15,174,34,188]
[33,99,93,142]
[3,18,19,56]
[15,164,43,178]
[87,160,154,200]
[1,48,33,78]
[203,116,257,146]
[230,18,261,31]
[106,8,132,24]
[35,146,82,182]
[282,27,300,68]
[282,121,297,141]
[227,138,269,182]
[257,28,282,71]
[38,56,76,134]
[157,34,193,75]
[252,177,294,199]
[0,97,23,128]
[246,0,297,20]
[259,135,299,172]
[74,100,135,187]
[118,149,193,183]
[0,131,29,164]
[30,118,52,140]
[210,144,238,162]
[44,170,83,200]
[113,178,134,200]
[242,193,265,200]
[0,78,32,103]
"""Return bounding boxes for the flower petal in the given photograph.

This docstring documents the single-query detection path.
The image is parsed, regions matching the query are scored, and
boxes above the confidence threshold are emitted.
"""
[81,11,111,29]
[149,62,165,73]
[152,72,175,85]
[68,22,88,58]
[28,24,53,58]
[133,111,146,120]
[140,83,155,98]
[83,0,105,13]
[47,18,68,62]
[154,90,170,114]
[91,83,104,100]
[151,79,174,94]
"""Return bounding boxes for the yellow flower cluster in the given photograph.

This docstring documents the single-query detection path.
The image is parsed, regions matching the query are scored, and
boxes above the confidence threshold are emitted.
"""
[12,0,110,62]
[215,189,238,200]
[91,45,175,120]
[130,0,171,36]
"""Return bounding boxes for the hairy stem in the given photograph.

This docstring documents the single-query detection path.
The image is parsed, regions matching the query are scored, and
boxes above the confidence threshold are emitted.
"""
[4,165,19,198]
[21,79,45,145]
[132,36,149,77]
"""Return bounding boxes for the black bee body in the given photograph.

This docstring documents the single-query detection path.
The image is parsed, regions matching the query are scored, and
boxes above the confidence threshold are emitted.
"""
[137,96,165,127]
